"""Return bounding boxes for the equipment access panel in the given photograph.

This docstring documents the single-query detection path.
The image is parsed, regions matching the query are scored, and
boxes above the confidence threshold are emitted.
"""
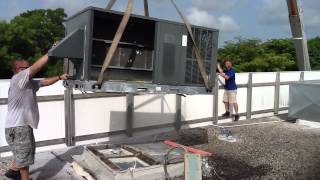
[49,7,219,94]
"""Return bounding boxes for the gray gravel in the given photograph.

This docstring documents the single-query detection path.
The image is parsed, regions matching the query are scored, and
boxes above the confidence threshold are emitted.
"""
[206,116,320,180]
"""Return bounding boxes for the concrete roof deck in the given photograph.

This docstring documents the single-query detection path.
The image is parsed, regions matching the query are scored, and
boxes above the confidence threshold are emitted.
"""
[1,115,320,180]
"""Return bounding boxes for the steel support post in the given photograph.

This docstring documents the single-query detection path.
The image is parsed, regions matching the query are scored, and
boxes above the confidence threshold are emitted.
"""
[246,73,253,120]
[274,72,280,115]
[64,87,75,146]
[175,95,182,130]
[299,71,305,81]
[213,77,219,124]
[126,94,134,137]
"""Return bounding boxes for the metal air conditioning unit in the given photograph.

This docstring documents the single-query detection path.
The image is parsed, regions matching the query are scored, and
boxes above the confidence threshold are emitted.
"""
[49,7,219,94]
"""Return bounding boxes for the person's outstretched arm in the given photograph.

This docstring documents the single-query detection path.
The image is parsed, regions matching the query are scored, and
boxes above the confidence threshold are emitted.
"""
[217,63,229,79]
[29,54,49,78]
[29,42,59,78]
[40,74,69,87]
[216,63,224,74]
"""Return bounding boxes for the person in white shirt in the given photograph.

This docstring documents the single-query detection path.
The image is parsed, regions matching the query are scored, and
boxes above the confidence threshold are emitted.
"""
[4,52,68,180]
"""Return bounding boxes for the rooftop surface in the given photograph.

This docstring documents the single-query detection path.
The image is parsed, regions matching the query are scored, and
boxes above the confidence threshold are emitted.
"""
[1,115,320,180]
[205,116,320,179]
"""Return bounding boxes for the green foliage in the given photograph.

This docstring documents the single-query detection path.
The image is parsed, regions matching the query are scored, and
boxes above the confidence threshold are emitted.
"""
[0,8,66,79]
[219,37,265,66]
[308,37,320,70]
[218,37,300,72]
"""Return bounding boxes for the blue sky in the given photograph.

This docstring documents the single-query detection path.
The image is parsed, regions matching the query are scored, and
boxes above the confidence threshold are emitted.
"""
[0,0,319,46]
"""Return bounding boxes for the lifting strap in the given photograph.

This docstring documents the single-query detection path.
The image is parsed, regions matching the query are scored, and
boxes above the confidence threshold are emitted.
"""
[97,0,134,84]
[106,0,116,10]
[170,0,210,89]
[106,0,149,16]
[144,0,149,17]
[98,0,209,90]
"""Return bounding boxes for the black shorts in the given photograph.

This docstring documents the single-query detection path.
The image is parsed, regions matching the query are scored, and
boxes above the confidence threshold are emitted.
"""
[5,126,35,168]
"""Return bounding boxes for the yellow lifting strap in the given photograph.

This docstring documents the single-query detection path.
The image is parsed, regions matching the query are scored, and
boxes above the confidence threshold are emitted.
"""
[97,0,134,84]
[98,0,210,90]
[106,0,149,16]
[105,0,116,10]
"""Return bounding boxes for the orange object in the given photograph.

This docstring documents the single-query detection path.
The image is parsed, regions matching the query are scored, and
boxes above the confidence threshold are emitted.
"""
[164,140,213,156]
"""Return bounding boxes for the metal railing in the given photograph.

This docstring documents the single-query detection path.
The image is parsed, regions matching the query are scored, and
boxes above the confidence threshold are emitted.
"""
[0,71,315,154]
[212,71,305,124]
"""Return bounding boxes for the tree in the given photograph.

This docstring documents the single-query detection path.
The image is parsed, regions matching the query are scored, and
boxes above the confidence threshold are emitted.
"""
[0,21,13,78]
[218,37,265,67]
[308,37,320,70]
[0,8,66,79]
[218,37,299,72]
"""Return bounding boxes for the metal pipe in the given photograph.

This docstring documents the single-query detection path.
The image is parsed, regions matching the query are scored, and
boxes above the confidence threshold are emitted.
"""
[286,0,311,71]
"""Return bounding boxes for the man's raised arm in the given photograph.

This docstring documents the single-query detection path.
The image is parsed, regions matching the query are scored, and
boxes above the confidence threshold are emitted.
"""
[216,63,224,74]
[29,54,49,79]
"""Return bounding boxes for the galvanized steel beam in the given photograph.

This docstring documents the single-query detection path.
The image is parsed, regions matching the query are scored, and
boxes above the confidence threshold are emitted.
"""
[126,94,134,137]
[175,95,182,130]
[246,73,253,120]
[64,87,76,146]
[274,72,280,115]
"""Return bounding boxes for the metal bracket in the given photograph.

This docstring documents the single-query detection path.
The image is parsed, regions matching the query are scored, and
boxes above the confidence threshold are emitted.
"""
[64,80,210,95]
[48,28,84,59]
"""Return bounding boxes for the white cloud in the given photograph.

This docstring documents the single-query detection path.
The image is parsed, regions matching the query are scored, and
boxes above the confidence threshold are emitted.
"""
[301,0,320,29]
[257,0,288,26]
[258,0,320,31]
[190,0,240,11]
[218,16,241,32]
[40,0,103,16]
[304,15,320,28]
[187,8,240,32]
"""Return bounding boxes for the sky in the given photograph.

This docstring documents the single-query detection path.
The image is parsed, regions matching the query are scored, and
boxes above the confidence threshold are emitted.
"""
[0,0,319,46]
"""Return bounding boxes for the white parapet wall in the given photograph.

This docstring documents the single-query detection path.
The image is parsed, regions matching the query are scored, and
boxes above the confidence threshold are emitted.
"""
[1,71,320,156]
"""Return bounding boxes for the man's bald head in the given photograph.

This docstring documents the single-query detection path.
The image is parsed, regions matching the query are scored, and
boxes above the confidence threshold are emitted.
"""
[11,59,30,74]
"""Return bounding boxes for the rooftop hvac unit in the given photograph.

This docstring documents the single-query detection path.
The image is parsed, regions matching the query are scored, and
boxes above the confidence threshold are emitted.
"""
[49,7,219,94]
